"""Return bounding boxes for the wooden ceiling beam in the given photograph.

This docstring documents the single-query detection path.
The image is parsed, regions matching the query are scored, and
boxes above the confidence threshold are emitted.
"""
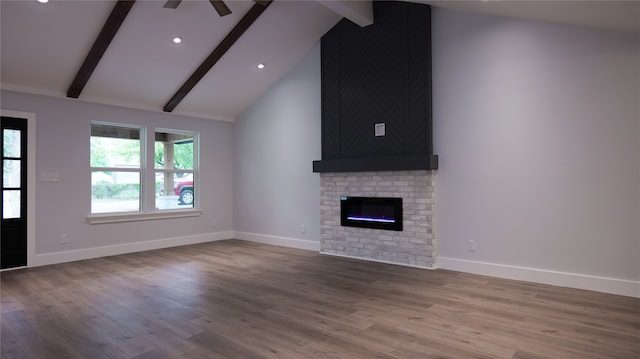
[67,1,135,99]
[163,0,181,9]
[163,0,273,113]
[209,0,232,17]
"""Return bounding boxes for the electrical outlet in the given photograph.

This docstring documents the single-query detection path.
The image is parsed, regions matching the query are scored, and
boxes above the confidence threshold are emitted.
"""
[61,233,69,244]
[467,240,476,252]
[300,225,305,234]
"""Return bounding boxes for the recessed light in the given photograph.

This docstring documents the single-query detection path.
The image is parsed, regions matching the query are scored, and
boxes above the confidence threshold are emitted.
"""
[37,0,49,3]
[257,63,265,69]
[172,37,182,44]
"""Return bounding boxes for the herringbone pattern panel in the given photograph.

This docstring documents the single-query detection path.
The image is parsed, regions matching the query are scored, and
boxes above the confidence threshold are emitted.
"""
[321,2,433,161]
[321,29,341,160]
[407,6,432,155]
[340,19,373,158]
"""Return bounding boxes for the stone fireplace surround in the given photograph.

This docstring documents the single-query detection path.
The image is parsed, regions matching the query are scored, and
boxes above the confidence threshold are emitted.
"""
[320,170,436,268]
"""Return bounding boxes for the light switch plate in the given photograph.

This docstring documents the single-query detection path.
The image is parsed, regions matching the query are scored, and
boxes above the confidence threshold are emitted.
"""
[41,173,60,182]
[375,123,386,137]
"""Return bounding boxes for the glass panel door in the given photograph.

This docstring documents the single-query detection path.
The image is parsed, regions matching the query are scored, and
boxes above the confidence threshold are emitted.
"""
[2,117,28,268]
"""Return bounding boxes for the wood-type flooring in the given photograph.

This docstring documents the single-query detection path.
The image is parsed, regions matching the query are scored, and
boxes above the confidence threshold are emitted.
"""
[1,239,639,358]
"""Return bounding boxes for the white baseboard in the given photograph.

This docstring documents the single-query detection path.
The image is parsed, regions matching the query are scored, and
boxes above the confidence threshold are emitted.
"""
[233,232,320,251]
[32,231,233,267]
[28,232,638,298]
[320,251,435,270]
[437,257,640,298]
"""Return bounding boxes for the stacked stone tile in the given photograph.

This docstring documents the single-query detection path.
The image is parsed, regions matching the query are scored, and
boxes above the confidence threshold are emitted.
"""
[320,170,436,268]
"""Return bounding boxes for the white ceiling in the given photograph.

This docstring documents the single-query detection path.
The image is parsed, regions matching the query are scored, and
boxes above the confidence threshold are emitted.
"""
[0,0,347,122]
[418,0,640,35]
[1,0,638,122]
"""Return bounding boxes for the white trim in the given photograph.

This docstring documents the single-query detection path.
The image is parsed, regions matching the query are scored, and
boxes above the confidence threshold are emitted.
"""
[437,257,640,298]
[87,209,202,224]
[1,109,36,268]
[1,83,65,100]
[320,251,436,270]
[1,83,235,122]
[233,231,320,251]
[31,231,233,267]
[0,266,27,273]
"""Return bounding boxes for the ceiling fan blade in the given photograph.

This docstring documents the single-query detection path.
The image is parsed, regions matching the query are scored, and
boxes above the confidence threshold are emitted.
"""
[253,0,271,5]
[209,0,232,17]
[163,0,181,9]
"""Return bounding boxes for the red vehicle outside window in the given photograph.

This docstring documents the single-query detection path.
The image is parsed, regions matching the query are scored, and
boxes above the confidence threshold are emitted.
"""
[173,180,193,205]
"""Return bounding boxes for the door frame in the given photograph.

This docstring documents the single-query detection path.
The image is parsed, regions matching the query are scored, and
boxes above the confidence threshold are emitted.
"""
[1,109,36,268]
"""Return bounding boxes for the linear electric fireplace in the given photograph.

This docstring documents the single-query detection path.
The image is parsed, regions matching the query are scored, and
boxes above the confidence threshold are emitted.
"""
[340,196,403,231]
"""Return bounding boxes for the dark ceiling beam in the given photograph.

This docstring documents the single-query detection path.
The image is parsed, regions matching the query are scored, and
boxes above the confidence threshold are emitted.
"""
[67,1,136,99]
[209,0,232,17]
[163,0,273,112]
[163,0,181,9]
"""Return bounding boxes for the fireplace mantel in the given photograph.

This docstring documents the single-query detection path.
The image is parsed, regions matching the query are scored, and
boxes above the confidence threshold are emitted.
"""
[313,154,438,173]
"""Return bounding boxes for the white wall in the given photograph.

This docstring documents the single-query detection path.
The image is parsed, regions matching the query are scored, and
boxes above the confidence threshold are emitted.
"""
[432,9,640,292]
[233,45,322,250]
[1,90,234,264]
[232,9,639,295]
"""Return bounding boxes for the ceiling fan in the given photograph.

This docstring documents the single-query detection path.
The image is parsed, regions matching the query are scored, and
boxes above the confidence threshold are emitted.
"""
[164,0,272,17]
[163,0,232,17]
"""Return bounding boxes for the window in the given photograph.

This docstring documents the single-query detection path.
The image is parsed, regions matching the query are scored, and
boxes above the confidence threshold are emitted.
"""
[90,123,198,218]
[154,130,196,209]
[90,124,142,214]
[3,128,23,219]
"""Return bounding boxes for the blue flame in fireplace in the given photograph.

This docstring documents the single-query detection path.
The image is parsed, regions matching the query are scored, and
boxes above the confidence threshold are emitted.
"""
[346,216,396,223]
[341,196,403,231]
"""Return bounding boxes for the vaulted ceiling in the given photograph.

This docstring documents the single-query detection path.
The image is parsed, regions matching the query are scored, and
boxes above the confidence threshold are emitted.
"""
[1,0,638,122]
[1,0,366,121]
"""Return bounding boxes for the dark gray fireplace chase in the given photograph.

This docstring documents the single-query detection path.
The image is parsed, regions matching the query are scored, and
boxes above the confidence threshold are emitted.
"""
[341,196,403,231]
[312,1,437,174]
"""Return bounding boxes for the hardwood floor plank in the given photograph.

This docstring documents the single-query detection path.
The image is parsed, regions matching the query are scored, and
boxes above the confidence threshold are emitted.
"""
[1,315,40,359]
[2,239,638,358]
[510,349,557,359]
[299,342,364,359]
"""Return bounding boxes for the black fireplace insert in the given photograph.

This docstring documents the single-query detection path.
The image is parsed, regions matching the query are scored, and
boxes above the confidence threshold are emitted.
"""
[340,196,403,231]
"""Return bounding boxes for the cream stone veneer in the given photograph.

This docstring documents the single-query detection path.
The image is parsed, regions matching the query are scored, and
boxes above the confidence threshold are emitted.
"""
[320,170,436,268]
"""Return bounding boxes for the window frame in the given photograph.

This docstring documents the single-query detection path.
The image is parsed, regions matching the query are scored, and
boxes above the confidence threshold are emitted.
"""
[153,128,200,210]
[87,122,201,224]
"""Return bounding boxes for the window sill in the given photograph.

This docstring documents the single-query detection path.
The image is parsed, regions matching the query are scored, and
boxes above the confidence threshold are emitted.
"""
[87,209,202,224]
